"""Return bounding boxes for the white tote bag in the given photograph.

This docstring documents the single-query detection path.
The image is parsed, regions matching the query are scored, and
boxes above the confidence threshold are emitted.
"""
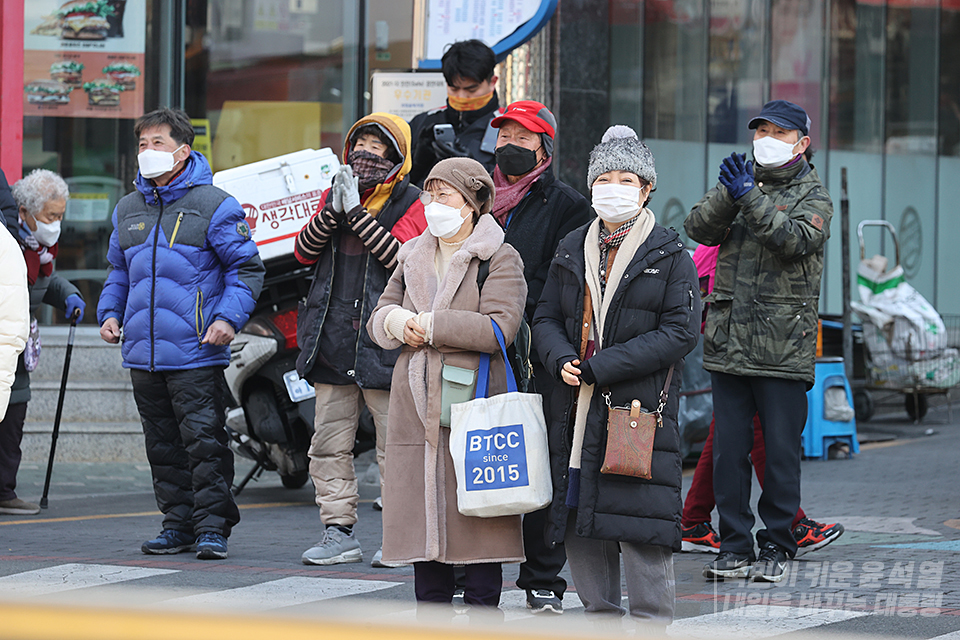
[449,319,552,518]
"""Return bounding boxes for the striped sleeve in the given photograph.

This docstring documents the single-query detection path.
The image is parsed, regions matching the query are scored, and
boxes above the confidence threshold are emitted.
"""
[294,201,339,265]
[345,205,402,270]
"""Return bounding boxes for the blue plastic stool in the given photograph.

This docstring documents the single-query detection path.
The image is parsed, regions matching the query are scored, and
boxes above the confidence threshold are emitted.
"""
[802,357,860,460]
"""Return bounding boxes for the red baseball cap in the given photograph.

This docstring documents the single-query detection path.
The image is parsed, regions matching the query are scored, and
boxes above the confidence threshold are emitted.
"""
[491,100,556,139]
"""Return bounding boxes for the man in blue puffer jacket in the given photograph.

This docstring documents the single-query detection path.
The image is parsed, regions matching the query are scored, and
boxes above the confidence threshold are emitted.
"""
[97,108,264,560]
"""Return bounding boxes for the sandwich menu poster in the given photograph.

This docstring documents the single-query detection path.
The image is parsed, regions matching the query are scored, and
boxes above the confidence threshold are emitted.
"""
[24,0,146,119]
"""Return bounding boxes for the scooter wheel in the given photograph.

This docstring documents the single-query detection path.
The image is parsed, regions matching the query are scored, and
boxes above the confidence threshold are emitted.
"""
[853,389,874,423]
[281,471,309,489]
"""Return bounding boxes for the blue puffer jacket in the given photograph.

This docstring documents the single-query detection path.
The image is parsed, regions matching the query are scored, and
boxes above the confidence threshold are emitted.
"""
[97,152,264,371]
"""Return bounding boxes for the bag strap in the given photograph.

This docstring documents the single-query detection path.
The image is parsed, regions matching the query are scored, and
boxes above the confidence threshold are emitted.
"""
[475,318,519,399]
[656,364,676,414]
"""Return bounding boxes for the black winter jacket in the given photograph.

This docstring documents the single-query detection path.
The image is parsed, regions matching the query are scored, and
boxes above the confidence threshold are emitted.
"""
[295,178,421,389]
[408,94,502,187]
[501,167,593,324]
[532,222,701,551]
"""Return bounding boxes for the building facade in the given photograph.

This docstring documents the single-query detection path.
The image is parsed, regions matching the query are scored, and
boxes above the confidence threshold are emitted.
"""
[6,0,959,326]
[553,0,960,316]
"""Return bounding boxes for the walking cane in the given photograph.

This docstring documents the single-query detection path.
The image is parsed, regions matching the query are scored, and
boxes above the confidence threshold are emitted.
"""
[40,308,81,509]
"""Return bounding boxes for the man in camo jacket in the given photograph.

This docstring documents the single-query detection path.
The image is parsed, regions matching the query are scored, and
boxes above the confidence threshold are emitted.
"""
[684,100,833,584]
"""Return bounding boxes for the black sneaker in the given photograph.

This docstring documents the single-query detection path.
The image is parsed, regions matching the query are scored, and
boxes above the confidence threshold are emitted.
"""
[751,542,788,582]
[526,589,563,614]
[196,532,229,560]
[141,529,195,555]
[703,551,753,580]
[452,587,468,614]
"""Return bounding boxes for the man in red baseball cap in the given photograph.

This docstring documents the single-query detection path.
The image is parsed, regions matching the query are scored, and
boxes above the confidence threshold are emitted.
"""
[489,100,592,614]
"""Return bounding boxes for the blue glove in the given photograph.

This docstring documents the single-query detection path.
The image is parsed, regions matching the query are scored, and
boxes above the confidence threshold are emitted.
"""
[339,165,361,214]
[65,294,86,321]
[719,153,755,200]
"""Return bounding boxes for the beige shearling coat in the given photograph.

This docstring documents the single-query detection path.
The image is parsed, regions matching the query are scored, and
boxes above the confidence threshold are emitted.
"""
[367,214,527,565]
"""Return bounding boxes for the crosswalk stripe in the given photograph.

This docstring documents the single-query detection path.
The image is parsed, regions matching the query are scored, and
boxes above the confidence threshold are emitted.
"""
[928,632,960,640]
[155,576,404,611]
[0,563,178,597]
[668,605,871,638]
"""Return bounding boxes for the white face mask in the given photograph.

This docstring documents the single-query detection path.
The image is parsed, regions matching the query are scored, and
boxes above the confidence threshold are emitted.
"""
[752,136,800,168]
[31,218,61,247]
[591,183,643,224]
[138,144,186,179]
[423,201,468,239]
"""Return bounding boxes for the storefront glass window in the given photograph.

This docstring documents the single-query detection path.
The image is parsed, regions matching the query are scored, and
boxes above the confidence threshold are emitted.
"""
[21,0,364,325]
[707,0,766,145]
[189,0,355,173]
[639,0,707,143]
[770,0,824,149]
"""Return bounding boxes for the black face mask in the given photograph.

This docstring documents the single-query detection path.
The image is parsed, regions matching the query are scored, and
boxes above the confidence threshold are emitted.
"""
[495,143,540,176]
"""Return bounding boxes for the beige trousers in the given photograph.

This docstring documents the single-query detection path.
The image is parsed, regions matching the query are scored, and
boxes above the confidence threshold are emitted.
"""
[308,383,389,526]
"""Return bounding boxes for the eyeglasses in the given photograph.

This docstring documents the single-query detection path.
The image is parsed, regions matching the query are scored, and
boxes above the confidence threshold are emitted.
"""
[419,191,456,206]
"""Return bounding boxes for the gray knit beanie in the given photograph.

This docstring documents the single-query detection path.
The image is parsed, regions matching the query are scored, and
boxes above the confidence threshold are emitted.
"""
[424,157,496,215]
[586,125,657,190]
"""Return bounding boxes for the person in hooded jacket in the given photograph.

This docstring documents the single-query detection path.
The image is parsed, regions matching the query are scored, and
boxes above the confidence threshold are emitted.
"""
[367,157,527,615]
[488,99,592,614]
[98,107,265,560]
[532,126,700,627]
[1,169,83,516]
[295,112,426,567]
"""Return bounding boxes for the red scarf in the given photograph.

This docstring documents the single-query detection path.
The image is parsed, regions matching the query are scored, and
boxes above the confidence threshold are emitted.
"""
[492,157,552,226]
[22,244,58,286]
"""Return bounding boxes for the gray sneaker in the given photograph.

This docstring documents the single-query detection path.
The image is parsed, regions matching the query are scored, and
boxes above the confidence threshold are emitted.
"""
[0,498,41,515]
[302,527,363,565]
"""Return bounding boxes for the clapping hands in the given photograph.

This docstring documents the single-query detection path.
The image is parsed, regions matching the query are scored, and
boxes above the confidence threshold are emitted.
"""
[719,153,755,200]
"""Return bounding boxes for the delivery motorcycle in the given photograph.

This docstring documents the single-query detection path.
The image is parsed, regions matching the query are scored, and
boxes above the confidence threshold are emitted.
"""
[224,254,316,494]
[224,254,379,495]
[214,148,373,494]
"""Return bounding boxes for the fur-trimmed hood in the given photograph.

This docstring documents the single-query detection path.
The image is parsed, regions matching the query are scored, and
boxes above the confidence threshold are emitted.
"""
[372,214,505,437]
[398,214,503,314]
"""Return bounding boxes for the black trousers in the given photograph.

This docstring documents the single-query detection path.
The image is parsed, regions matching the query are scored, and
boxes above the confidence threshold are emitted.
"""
[514,360,568,595]
[130,367,239,537]
[516,505,568,596]
[711,372,806,558]
[0,402,29,502]
[415,561,502,607]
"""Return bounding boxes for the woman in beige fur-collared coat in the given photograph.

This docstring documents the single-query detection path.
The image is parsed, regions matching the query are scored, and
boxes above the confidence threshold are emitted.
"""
[367,157,527,611]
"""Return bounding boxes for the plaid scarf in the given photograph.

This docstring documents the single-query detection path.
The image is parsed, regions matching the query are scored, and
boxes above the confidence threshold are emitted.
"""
[348,149,396,192]
[597,214,640,295]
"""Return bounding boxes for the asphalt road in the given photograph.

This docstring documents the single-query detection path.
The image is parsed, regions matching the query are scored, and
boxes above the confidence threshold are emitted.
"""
[2,406,959,639]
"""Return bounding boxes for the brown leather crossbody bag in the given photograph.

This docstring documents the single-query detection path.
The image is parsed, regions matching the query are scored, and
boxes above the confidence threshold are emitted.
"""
[599,364,675,480]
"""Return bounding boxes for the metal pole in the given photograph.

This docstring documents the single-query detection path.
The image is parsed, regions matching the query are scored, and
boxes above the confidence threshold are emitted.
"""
[841,167,853,382]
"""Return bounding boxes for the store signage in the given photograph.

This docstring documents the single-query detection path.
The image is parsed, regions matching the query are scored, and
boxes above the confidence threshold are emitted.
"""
[370,72,447,122]
[23,0,146,119]
[418,0,558,68]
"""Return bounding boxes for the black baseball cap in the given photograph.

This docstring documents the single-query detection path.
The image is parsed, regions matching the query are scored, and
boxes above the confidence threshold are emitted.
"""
[748,100,811,138]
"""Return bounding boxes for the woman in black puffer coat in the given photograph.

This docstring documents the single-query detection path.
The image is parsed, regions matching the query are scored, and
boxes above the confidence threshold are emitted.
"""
[532,126,700,626]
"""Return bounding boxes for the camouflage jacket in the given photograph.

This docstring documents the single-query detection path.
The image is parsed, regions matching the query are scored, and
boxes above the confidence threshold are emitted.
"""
[684,158,833,385]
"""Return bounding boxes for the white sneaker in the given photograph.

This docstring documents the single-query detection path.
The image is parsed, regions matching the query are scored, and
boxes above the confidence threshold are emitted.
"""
[302,527,362,565]
[373,496,383,511]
